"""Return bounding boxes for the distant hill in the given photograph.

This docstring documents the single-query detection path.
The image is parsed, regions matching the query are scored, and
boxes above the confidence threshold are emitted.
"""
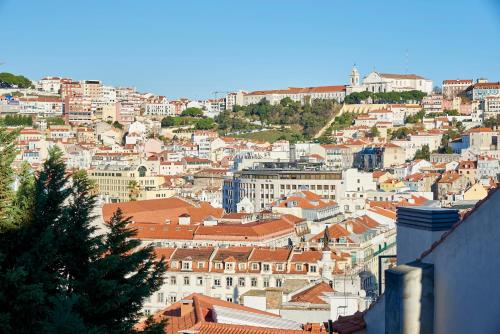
[0,72,32,89]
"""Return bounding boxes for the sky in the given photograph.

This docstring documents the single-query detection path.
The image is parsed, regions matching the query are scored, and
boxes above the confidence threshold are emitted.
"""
[1,0,499,99]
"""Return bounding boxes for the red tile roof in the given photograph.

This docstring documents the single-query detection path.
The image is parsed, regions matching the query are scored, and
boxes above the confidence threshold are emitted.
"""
[290,282,334,304]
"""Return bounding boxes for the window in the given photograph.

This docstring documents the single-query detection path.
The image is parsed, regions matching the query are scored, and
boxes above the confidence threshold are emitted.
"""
[296,264,303,271]
[226,277,233,287]
[276,263,284,271]
[182,261,191,270]
[226,296,233,302]
[144,309,151,316]
[170,276,177,285]
[183,276,190,285]
[215,262,223,270]
[251,278,258,287]
[263,278,270,287]
[238,277,246,287]
[171,261,178,269]
[225,262,234,270]
[252,263,259,270]
[238,263,246,270]
[276,278,282,287]
[197,276,203,286]
[157,292,164,303]
[214,278,221,287]
[169,295,177,303]
[310,265,317,273]
[198,262,204,269]
[263,264,270,272]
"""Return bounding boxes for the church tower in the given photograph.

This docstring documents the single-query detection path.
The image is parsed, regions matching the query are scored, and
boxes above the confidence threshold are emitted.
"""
[350,65,360,86]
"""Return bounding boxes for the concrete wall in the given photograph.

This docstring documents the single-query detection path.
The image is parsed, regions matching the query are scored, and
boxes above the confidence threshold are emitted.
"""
[423,189,500,333]
[396,225,446,265]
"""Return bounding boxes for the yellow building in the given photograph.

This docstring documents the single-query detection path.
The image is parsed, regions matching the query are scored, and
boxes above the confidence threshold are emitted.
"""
[380,178,406,192]
[463,183,488,201]
[89,165,176,203]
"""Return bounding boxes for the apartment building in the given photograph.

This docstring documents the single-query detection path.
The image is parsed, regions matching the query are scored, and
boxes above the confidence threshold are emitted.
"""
[223,162,343,213]
[142,245,358,314]
[63,95,93,124]
[442,79,472,100]
[89,164,175,202]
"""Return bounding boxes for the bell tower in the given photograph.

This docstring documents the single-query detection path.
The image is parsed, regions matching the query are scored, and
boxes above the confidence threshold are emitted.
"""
[350,64,360,87]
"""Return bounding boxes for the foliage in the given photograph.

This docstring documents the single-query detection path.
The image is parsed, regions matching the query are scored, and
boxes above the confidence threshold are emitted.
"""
[330,112,355,130]
[161,116,198,128]
[344,90,426,104]
[228,98,338,138]
[405,110,426,123]
[195,117,215,130]
[181,107,204,117]
[414,144,430,160]
[214,110,258,134]
[0,127,19,231]
[368,125,380,138]
[0,145,166,333]
[437,128,461,154]
[2,114,33,126]
[390,127,413,140]
[46,117,66,126]
[112,121,123,129]
[484,115,500,129]
[0,72,32,88]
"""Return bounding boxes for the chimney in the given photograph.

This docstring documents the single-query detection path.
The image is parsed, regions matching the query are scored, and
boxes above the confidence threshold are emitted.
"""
[180,299,193,317]
[396,206,459,265]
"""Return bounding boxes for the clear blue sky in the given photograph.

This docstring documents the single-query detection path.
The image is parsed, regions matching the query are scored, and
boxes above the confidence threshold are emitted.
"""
[1,0,499,99]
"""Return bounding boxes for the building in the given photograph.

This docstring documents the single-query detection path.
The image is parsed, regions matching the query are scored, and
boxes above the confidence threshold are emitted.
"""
[18,97,63,117]
[243,85,346,106]
[89,165,175,202]
[351,189,500,333]
[63,95,93,124]
[442,79,472,100]
[347,66,433,95]
[483,95,500,119]
[145,96,170,117]
[421,94,443,113]
[140,293,326,333]
[223,162,343,213]
[470,81,500,101]
[81,79,102,101]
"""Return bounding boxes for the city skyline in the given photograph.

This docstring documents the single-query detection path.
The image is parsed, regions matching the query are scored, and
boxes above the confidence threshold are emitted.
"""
[1,0,500,99]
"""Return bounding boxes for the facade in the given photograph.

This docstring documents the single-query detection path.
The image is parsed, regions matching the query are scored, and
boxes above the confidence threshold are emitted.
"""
[18,97,63,117]
[243,85,346,106]
[483,95,500,119]
[223,162,343,213]
[142,246,357,315]
[64,95,93,124]
[471,81,500,101]
[348,67,433,95]
[88,165,175,202]
[442,79,472,100]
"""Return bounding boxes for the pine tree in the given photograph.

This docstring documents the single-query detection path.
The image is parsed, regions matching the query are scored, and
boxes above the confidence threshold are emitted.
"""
[0,126,19,231]
[76,208,166,333]
[0,146,166,333]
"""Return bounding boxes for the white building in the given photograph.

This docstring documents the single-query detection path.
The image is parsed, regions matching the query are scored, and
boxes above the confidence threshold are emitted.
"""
[347,66,433,95]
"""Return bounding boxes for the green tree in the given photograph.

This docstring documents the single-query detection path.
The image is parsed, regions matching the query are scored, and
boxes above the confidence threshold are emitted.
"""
[0,126,19,230]
[112,121,123,129]
[161,116,175,127]
[368,125,380,138]
[181,107,204,117]
[414,144,430,160]
[195,118,215,130]
[0,148,166,333]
